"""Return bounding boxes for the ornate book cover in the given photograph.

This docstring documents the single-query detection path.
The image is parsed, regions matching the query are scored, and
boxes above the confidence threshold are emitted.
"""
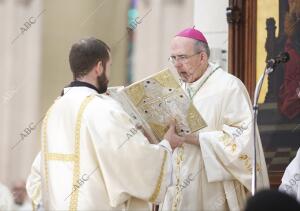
[108,69,207,143]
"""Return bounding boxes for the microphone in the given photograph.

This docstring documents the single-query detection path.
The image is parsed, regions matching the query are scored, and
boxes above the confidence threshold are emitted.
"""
[267,52,290,68]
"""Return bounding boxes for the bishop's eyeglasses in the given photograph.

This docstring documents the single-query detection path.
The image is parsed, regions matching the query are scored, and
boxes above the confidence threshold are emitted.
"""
[168,52,201,65]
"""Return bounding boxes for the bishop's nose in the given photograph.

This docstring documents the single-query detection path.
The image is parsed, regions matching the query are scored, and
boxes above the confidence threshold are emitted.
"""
[174,60,183,69]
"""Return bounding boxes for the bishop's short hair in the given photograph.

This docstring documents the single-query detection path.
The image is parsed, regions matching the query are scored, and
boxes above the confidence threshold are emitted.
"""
[194,40,210,58]
[69,37,110,79]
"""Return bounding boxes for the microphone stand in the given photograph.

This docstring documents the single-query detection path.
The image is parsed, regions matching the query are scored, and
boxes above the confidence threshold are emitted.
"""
[252,65,274,195]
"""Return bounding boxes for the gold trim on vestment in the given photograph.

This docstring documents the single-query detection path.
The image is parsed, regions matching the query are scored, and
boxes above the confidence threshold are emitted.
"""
[220,133,237,153]
[70,95,94,211]
[172,146,184,211]
[149,150,167,203]
[31,184,41,208]
[42,106,53,203]
[31,200,36,211]
[42,95,95,211]
[46,153,76,161]
[239,153,261,173]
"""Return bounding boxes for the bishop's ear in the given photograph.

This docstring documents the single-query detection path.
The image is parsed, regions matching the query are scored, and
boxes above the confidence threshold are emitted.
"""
[199,51,208,61]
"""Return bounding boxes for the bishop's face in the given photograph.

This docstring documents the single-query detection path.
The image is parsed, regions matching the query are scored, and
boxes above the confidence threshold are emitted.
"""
[170,36,206,83]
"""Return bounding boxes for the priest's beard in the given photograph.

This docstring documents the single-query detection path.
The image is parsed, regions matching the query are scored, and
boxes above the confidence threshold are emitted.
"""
[97,72,109,93]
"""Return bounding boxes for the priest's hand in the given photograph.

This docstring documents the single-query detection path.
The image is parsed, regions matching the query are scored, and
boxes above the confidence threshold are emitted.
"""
[136,124,157,144]
[164,121,184,150]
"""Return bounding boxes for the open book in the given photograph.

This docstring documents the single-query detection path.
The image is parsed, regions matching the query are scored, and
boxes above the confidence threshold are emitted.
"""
[107,69,207,143]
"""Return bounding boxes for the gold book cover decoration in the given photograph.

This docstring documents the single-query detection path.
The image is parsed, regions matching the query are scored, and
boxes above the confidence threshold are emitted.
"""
[108,69,207,143]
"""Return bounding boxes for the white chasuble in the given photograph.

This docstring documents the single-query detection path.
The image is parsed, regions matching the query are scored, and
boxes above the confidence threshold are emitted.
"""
[26,86,172,210]
[161,63,269,211]
[279,147,300,202]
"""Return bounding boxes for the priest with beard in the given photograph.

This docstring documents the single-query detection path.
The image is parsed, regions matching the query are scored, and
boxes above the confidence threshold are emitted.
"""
[26,37,184,210]
[160,28,269,211]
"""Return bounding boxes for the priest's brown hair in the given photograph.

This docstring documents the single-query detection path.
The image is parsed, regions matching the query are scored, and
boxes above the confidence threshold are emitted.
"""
[69,37,110,79]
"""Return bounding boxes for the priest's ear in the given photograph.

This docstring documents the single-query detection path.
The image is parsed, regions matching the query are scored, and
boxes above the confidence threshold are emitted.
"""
[95,60,104,75]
